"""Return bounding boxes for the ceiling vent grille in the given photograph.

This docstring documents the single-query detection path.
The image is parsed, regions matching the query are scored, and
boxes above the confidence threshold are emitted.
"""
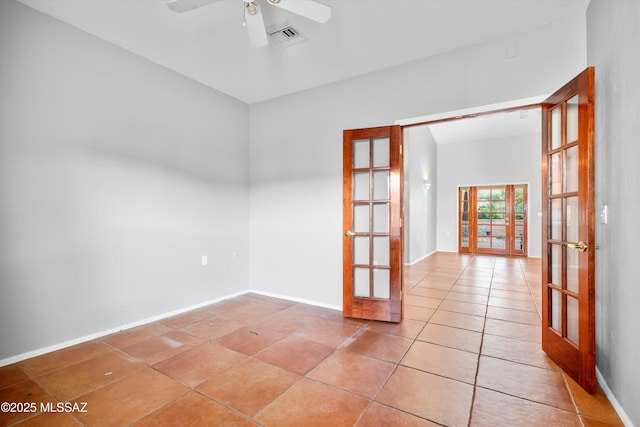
[267,25,307,48]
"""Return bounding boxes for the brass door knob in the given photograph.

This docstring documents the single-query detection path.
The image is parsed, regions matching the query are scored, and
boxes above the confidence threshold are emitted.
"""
[568,241,588,252]
[345,231,356,237]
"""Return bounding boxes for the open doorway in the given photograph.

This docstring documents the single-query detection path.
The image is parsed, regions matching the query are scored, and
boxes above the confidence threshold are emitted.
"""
[344,70,597,393]
[402,104,542,264]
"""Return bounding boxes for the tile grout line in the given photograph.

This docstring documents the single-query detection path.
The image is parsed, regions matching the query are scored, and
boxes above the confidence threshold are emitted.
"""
[559,370,587,427]
[466,255,494,427]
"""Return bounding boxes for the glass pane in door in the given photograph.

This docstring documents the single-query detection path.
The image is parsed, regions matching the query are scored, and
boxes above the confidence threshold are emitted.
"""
[353,236,369,265]
[551,198,562,240]
[372,203,389,232]
[567,296,579,345]
[512,185,526,254]
[372,137,390,167]
[353,172,369,200]
[551,107,561,149]
[515,186,524,207]
[354,268,369,297]
[461,231,469,248]
[565,145,579,193]
[551,244,561,286]
[477,199,490,244]
[478,190,490,249]
[566,196,579,243]
[514,226,524,250]
[460,188,470,249]
[492,225,506,249]
[566,95,579,143]
[372,171,389,200]
[567,249,579,294]
[353,139,370,168]
[551,289,562,333]
[550,153,562,195]
[373,236,390,266]
[373,269,390,299]
[353,204,369,232]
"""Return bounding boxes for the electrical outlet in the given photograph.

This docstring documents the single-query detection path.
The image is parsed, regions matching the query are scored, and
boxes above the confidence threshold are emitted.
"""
[201,255,208,266]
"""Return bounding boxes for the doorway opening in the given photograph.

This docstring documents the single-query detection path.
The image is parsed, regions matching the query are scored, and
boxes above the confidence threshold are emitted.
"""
[345,69,596,392]
[401,100,543,264]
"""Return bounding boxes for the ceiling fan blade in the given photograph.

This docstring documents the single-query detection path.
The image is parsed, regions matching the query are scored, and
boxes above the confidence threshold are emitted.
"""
[266,0,331,23]
[244,2,268,48]
[166,0,222,13]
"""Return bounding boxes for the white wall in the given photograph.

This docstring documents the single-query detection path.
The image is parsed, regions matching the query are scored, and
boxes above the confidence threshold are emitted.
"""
[404,126,438,264]
[0,1,250,362]
[249,14,586,307]
[587,1,640,425]
[436,133,542,256]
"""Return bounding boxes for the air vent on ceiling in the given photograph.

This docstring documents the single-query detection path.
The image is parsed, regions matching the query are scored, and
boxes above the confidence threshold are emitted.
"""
[267,25,307,48]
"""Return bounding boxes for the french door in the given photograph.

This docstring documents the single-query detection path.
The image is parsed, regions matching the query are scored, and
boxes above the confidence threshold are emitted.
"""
[541,67,596,392]
[459,184,528,256]
[343,126,403,322]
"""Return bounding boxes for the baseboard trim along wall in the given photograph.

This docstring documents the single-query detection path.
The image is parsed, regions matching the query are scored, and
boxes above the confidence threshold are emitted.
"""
[0,290,250,367]
[249,290,342,312]
[404,250,438,266]
[596,367,634,427]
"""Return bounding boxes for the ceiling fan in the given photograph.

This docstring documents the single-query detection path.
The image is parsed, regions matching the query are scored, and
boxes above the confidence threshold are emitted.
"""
[166,0,332,48]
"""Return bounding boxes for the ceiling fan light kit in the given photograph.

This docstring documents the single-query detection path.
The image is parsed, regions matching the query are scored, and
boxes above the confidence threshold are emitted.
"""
[245,1,259,16]
[243,0,268,47]
[167,0,331,48]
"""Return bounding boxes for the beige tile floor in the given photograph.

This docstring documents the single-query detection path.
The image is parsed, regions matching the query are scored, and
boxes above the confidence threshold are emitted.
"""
[0,253,624,426]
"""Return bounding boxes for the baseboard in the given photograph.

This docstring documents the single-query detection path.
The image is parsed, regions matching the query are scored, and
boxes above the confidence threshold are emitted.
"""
[404,250,437,266]
[596,367,635,427]
[249,290,342,312]
[0,290,249,367]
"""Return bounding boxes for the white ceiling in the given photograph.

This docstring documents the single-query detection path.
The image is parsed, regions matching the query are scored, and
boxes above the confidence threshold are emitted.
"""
[18,0,589,105]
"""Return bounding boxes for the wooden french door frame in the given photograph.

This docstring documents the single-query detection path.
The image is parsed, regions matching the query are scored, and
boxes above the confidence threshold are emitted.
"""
[541,67,596,393]
[458,184,528,256]
[343,126,403,322]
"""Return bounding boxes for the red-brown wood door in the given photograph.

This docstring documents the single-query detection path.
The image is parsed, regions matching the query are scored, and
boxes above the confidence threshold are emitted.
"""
[541,67,596,392]
[343,126,403,322]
